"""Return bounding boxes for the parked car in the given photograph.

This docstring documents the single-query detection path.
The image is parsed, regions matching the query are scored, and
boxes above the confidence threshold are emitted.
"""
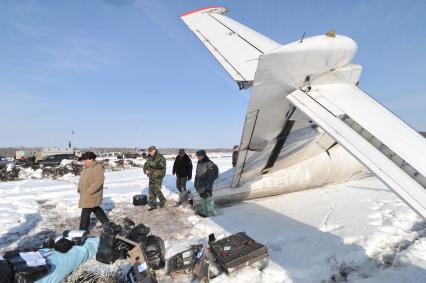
[96,152,122,161]
[35,154,77,167]
[0,156,13,168]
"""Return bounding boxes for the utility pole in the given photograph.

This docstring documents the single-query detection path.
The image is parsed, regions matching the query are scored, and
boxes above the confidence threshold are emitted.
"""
[70,130,75,151]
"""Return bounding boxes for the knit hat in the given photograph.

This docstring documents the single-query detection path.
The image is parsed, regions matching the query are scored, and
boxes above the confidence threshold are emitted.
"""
[195,150,206,157]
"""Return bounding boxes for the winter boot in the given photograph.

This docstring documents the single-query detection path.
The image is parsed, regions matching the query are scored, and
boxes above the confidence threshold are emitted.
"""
[198,198,208,217]
[205,196,216,217]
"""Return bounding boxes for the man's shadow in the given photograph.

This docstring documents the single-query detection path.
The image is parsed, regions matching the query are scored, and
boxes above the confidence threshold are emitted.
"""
[0,213,42,250]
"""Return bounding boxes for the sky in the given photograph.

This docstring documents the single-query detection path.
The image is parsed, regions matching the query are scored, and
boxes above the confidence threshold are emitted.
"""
[0,0,425,148]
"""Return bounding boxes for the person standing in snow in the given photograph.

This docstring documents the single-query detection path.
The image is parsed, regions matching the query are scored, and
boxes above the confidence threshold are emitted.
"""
[77,151,109,231]
[172,148,193,206]
[143,146,167,211]
[232,145,240,167]
[194,150,219,217]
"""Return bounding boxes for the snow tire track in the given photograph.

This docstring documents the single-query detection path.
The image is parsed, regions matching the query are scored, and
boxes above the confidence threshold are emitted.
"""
[320,194,341,232]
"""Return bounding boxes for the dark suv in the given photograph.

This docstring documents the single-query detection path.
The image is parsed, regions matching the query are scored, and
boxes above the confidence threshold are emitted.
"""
[36,154,77,167]
[0,156,13,168]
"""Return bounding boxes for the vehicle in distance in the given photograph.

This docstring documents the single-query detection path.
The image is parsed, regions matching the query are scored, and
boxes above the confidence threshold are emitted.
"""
[0,156,14,169]
[35,154,77,167]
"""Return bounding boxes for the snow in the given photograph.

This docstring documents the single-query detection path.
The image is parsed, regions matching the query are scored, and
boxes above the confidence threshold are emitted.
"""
[0,156,425,282]
[59,159,75,167]
[18,167,44,179]
[130,157,145,167]
[6,163,15,172]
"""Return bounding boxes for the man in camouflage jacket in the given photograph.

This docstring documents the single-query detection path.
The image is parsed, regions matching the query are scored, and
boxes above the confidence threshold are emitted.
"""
[143,146,167,210]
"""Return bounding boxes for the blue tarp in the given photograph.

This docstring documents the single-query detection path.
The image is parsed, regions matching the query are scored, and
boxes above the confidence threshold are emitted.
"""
[36,238,99,283]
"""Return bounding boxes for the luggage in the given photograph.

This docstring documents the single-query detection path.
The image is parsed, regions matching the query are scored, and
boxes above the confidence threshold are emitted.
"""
[167,244,203,278]
[0,256,13,283]
[127,224,150,244]
[117,223,151,260]
[54,238,75,253]
[96,219,165,272]
[116,218,137,259]
[122,217,136,231]
[63,230,89,245]
[209,232,268,273]
[42,230,88,254]
[133,195,148,206]
[143,235,165,270]
[125,263,158,283]
[124,248,158,283]
[4,251,50,283]
[96,222,122,264]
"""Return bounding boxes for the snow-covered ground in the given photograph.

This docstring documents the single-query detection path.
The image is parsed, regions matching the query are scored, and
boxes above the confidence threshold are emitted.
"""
[1,155,425,282]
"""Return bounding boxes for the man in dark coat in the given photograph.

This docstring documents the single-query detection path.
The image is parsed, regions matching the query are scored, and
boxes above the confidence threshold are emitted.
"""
[194,150,219,217]
[172,148,193,206]
[232,145,240,167]
[143,146,167,211]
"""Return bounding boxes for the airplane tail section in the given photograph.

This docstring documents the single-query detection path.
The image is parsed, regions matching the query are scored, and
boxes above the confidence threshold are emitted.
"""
[181,6,281,89]
[287,84,426,218]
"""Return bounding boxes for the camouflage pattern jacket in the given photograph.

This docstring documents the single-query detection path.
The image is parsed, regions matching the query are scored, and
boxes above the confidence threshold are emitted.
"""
[144,153,166,179]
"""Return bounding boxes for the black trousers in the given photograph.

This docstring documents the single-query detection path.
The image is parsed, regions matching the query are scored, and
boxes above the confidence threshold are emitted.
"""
[79,206,109,231]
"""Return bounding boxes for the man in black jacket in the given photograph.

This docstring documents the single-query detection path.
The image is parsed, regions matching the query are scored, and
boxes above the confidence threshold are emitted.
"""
[194,150,219,217]
[172,148,193,206]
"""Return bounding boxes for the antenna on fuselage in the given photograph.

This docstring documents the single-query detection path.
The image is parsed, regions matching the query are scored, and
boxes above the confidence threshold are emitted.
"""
[300,32,306,43]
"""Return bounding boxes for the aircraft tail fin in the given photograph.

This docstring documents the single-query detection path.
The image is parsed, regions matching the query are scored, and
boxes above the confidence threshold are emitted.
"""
[181,6,281,89]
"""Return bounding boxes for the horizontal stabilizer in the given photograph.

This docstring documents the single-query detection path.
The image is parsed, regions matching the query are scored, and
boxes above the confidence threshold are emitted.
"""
[288,84,426,218]
[181,7,281,88]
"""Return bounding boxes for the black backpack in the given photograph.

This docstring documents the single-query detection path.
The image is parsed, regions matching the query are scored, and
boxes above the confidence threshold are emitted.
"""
[54,238,75,253]
[96,222,122,264]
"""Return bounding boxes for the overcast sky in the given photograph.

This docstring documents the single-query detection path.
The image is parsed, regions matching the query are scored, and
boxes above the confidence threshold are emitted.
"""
[1,0,425,148]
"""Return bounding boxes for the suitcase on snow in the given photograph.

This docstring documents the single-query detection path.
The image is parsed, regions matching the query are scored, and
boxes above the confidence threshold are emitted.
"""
[209,232,268,273]
[4,251,50,283]
[133,195,148,206]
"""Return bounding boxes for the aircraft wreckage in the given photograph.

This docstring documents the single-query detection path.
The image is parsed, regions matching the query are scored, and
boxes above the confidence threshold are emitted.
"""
[181,7,426,219]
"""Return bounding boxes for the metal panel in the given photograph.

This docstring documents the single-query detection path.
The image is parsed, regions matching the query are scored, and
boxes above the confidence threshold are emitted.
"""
[312,83,426,176]
[233,110,259,187]
[181,7,281,84]
[288,89,426,219]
